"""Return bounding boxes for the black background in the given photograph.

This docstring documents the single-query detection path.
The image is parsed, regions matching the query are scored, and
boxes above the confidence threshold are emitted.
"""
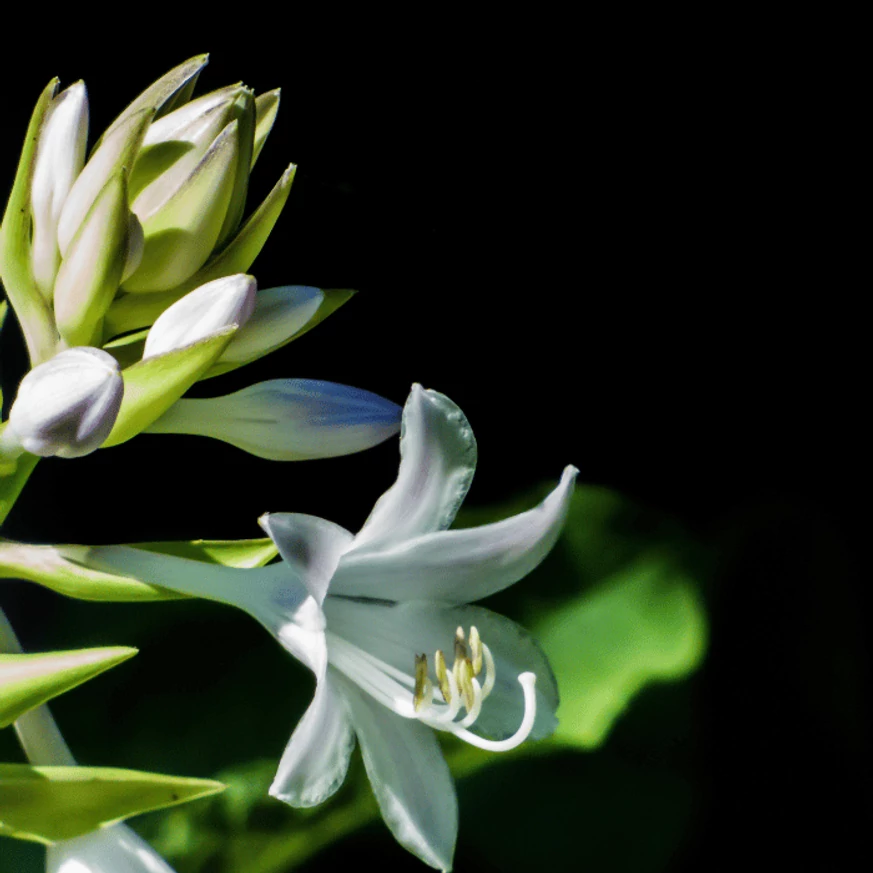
[0,17,866,871]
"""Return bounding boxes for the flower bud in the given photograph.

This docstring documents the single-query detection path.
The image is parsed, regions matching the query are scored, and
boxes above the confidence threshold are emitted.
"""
[142,274,256,359]
[123,119,242,292]
[53,172,141,347]
[30,81,89,300]
[146,378,402,460]
[6,348,124,458]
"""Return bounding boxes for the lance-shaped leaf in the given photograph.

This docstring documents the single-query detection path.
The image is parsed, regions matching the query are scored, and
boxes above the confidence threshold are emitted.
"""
[215,88,255,249]
[0,763,224,843]
[93,54,209,150]
[0,647,136,728]
[252,88,281,167]
[102,165,296,337]
[206,286,355,379]
[146,378,402,460]
[54,173,142,347]
[103,326,238,447]
[0,79,61,365]
[123,120,241,292]
[57,108,152,258]
[0,539,185,602]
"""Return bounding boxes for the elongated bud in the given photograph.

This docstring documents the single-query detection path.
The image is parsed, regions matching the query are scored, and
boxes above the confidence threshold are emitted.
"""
[142,274,256,359]
[141,83,247,149]
[144,378,402,460]
[57,108,151,258]
[54,172,141,347]
[30,81,89,300]
[124,119,242,292]
[5,348,123,458]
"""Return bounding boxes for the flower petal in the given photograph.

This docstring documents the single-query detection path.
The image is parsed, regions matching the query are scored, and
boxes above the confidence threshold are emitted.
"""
[145,379,401,461]
[258,513,353,604]
[333,465,577,603]
[334,672,458,871]
[325,599,558,742]
[47,822,177,873]
[349,385,477,553]
[270,668,355,808]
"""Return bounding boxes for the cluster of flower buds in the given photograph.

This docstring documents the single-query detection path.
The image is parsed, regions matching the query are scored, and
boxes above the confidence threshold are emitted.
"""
[0,58,400,466]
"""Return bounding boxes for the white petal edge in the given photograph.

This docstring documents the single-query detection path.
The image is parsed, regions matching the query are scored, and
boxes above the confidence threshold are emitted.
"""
[333,465,577,603]
[47,823,177,873]
[270,668,356,807]
[348,385,477,553]
[333,672,458,872]
[258,513,353,604]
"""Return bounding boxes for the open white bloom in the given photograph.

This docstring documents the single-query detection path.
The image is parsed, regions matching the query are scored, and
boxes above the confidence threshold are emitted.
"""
[76,385,576,871]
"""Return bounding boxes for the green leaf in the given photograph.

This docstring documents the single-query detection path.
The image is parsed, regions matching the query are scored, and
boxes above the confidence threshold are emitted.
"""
[204,287,356,379]
[103,326,238,447]
[0,763,224,843]
[132,538,278,569]
[0,79,60,364]
[252,89,280,167]
[0,647,136,728]
[534,555,707,749]
[215,89,255,249]
[0,451,40,527]
[0,539,186,602]
[128,140,195,202]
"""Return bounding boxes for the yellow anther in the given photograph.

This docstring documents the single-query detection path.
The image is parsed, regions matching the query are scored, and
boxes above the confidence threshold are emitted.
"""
[434,649,451,703]
[413,654,432,713]
[456,657,476,712]
[469,626,483,676]
[454,634,468,666]
[455,626,466,645]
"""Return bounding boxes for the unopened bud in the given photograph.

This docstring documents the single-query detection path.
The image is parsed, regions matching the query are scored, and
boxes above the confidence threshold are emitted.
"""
[142,274,256,359]
[30,81,89,300]
[6,348,123,458]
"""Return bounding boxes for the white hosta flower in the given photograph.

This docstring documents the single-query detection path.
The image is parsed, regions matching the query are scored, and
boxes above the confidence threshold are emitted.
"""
[47,824,177,873]
[142,274,256,359]
[145,378,402,459]
[80,386,576,870]
[30,81,89,300]
[3,347,123,458]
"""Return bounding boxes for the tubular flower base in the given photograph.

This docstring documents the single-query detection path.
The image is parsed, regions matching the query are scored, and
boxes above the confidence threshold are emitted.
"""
[74,385,576,871]
[47,824,178,873]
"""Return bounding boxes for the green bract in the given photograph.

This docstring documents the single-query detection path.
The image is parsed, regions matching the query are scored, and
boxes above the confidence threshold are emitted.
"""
[0,764,224,843]
[0,646,136,728]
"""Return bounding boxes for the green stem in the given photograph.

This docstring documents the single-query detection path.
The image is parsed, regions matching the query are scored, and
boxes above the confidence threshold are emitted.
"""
[0,448,40,527]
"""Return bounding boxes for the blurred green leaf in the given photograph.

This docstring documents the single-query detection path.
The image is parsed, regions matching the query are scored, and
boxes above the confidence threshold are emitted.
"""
[535,555,707,749]
[0,646,136,728]
[0,764,224,843]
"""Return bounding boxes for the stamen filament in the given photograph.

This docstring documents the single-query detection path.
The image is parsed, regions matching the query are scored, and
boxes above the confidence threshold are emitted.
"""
[449,672,538,752]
